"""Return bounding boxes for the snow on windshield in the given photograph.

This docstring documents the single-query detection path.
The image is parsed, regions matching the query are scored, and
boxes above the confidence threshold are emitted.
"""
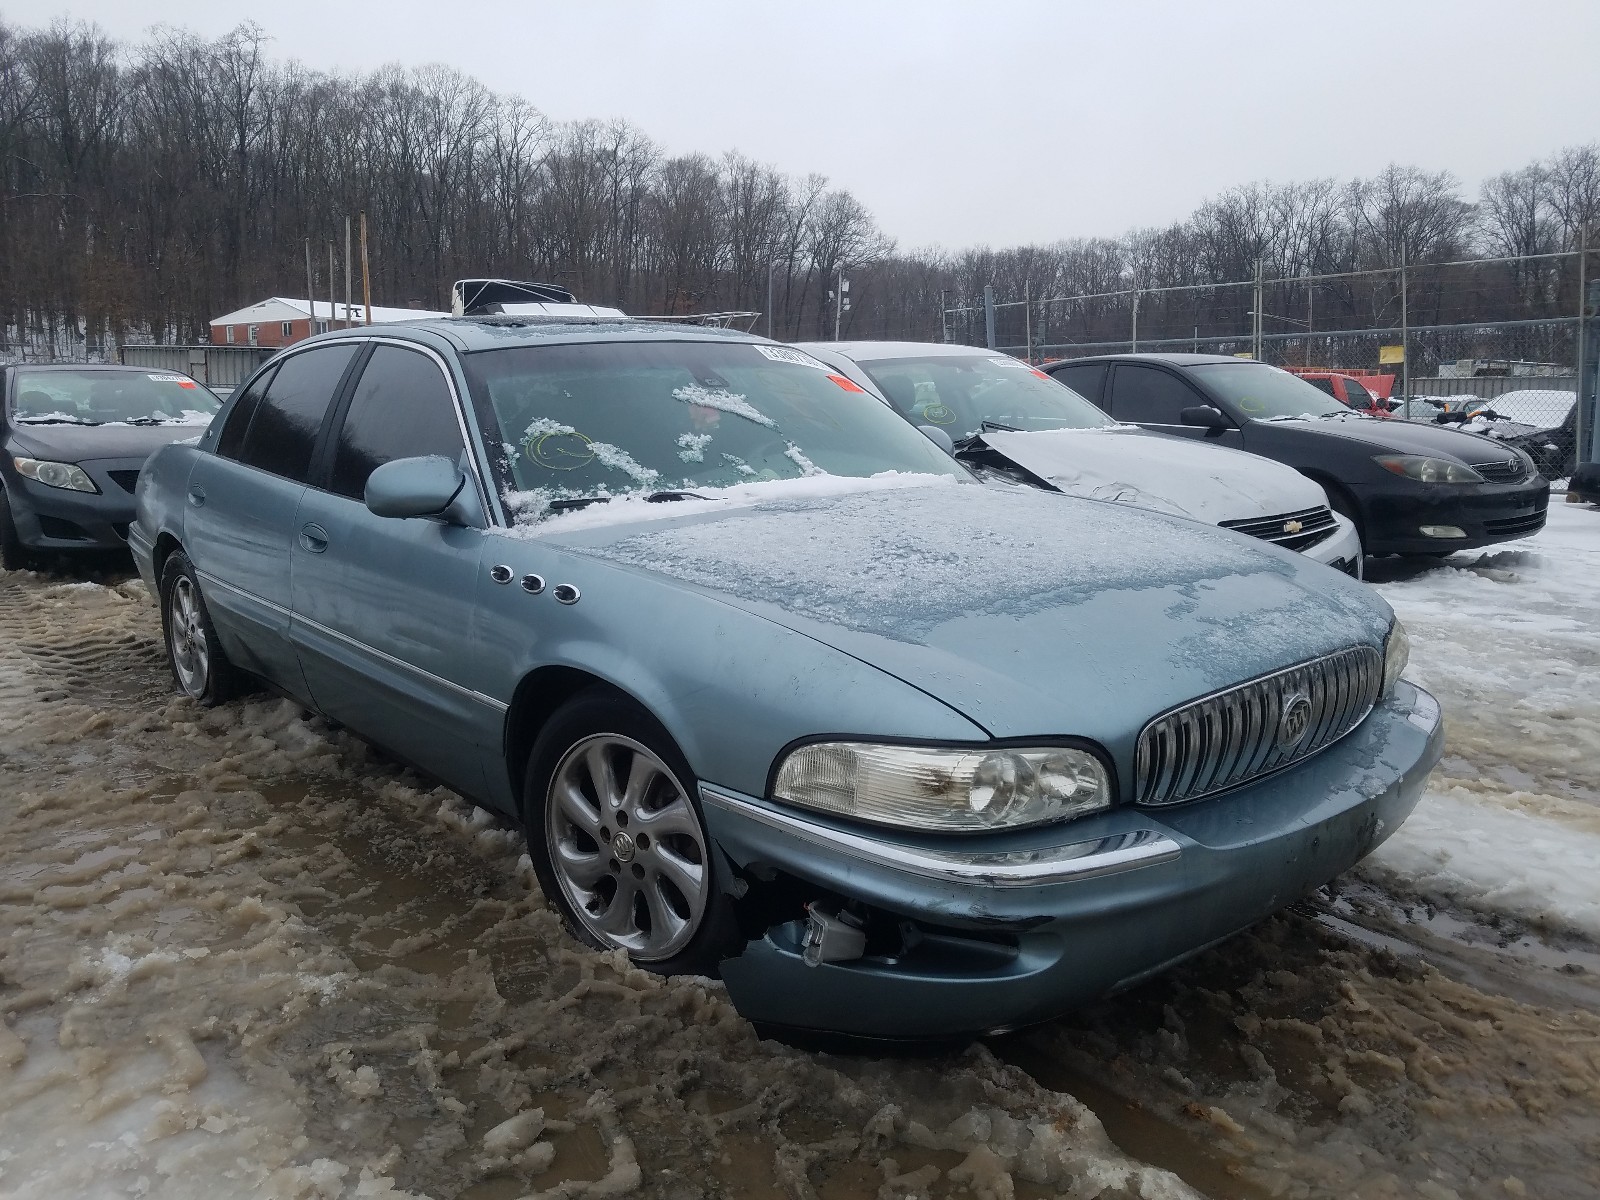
[462,341,964,520]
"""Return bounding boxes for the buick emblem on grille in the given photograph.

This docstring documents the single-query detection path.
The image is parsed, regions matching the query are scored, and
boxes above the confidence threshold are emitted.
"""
[1282,518,1303,535]
[1277,693,1313,748]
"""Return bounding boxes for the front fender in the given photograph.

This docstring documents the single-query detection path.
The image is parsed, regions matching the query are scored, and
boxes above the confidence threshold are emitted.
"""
[471,534,989,800]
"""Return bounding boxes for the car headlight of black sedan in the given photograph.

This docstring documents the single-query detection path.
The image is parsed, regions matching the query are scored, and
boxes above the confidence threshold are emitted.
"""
[13,456,98,493]
[773,741,1112,831]
[1373,454,1484,484]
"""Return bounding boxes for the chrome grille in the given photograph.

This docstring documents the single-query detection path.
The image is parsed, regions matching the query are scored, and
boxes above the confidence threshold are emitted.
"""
[1219,505,1338,553]
[1474,458,1528,484]
[1134,645,1383,807]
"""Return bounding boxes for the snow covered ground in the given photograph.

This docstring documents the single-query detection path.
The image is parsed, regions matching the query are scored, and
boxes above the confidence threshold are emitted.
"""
[0,500,1597,1199]
[1363,500,1600,937]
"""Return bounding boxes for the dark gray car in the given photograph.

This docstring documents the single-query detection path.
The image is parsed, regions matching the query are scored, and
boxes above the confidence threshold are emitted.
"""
[1,364,219,567]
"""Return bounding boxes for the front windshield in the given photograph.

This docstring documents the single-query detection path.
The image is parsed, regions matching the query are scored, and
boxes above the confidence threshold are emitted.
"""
[463,341,967,514]
[11,369,220,426]
[1190,363,1348,420]
[857,354,1116,437]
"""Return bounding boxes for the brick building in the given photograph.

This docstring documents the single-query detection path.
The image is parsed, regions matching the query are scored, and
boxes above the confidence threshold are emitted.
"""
[208,297,448,348]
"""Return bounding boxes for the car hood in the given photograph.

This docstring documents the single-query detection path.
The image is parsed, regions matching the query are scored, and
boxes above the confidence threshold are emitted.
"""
[970,427,1328,523]
[6,420,212,462]
[1254,414,1519,465]
[543,480,1392,742]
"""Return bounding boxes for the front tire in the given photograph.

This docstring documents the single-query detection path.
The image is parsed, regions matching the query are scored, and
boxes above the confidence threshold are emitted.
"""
[0,490,27,572]
[159,551,242,705]
[522,690,741,975]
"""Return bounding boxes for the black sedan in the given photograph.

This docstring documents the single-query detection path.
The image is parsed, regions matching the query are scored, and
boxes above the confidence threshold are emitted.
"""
[1043,353,1549,557]
[1,364,219,568]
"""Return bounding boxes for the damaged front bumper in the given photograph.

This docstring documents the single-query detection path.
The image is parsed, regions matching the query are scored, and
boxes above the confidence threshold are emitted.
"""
[705,681,1442,1040]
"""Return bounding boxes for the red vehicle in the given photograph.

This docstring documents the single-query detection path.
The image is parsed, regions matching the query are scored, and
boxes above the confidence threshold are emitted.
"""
[1289,370,1396,418]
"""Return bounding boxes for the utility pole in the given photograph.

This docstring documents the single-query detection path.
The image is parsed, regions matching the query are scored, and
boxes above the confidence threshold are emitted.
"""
[1131,289,1140,353]
[327,242,335,334]
[940,289,949,344]
[344,216,353,327]
[983,285,997,350]
[834,268,849,340]
[304,239,315,339]
[1305,273,1314,367]
[360,211,373,326]
[766,260,775,339]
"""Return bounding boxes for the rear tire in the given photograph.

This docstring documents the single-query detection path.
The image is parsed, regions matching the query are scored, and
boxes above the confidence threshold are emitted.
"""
[521,689,741,976]
[159,550,243,705]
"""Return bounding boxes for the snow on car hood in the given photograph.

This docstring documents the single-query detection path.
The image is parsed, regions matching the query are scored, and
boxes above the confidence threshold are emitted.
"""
[552,479,1392,739]
[974,427,1328,523]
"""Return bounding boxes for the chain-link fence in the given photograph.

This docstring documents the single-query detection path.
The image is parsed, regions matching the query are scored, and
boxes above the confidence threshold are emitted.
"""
[944,252,1598,485]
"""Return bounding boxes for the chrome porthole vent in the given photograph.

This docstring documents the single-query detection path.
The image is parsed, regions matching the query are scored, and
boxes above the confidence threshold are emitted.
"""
[521,573,545,594]
[554,584,580,605]
[489,564,513,584]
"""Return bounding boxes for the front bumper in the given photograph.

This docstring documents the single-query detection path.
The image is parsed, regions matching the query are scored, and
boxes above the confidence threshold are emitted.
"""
[709,680,1442,1039]
[1357,477,1549,554]
[3,457,146,552]
[1298,511,1363,576]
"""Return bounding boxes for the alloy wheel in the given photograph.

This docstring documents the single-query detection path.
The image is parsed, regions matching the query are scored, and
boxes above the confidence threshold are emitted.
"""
[544,733,710,961]
[167,575,210,697]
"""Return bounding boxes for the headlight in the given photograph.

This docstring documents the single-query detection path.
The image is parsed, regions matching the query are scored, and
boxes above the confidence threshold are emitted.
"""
[772,741,1111,832]
[1374,454,1484,484]
[13,457,98,493]
[1382,619,1409,699]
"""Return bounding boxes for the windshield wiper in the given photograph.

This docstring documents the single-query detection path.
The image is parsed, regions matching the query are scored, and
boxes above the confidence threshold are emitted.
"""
[124,416,167,426]
[979,419,1021,433]
[16,416,101,426]
[547,490,716,514]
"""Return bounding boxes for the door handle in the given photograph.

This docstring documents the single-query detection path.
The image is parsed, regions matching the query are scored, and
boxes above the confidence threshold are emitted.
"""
[187,485,206,507]
[298,523,329,553]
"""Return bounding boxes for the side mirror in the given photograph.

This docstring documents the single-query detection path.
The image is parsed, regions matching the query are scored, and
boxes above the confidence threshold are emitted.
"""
[365,455,470,522]
[1180,405,1229,431]
[918,425,956,455]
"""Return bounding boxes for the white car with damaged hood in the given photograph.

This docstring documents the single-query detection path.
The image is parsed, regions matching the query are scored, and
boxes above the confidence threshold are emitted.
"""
[798,341,1364,577]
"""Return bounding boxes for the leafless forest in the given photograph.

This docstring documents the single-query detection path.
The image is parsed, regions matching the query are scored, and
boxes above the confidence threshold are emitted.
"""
[2,17,1597,352]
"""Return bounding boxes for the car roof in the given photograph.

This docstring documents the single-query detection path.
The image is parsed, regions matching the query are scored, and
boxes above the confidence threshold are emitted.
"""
[292,315,769,355]
[9,363,190,373]
[795,340,1017,362]
[1045,352,1254,367]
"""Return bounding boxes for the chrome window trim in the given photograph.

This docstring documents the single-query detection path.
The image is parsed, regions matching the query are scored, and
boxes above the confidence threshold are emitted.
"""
[195,569,509,714]
[699,783,1180,887]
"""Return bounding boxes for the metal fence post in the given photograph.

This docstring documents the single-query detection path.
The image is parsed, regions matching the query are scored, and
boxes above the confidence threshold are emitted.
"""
[1576,234,1591,467]
[1399,243,1410,400]
[983,285,997,350]
[1024,282,1033,362]
[1583,278,1600,466]
[1131,290,1140,353]
[1252,259,1263,360]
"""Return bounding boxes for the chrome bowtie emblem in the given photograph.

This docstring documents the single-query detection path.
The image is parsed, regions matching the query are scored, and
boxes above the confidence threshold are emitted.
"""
[612,832,636,862]
[1277,693,1313,748]
[1283,519,1304,535]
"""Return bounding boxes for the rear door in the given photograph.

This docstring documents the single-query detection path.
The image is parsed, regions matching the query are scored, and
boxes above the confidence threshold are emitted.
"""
[1045,360,1109,410]
[1108,362,1244,448]
[289,342,496,797]
[183,343,360,700]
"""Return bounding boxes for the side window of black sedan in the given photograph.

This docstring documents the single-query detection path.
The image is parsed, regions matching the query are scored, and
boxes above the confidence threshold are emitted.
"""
[1109,364,1204,424]
[1048,361,1108,409]
[233,344,359,482]
[329,346,466,500]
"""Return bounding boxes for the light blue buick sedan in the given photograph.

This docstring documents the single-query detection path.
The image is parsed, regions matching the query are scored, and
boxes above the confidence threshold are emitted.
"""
[130,313,1441,1040]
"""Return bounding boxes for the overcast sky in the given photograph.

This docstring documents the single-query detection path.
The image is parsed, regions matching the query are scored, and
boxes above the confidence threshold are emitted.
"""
[18,0,1600,250]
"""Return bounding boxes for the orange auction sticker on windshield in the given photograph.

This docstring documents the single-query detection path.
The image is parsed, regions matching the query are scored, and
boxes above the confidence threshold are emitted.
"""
[148,374,199,388]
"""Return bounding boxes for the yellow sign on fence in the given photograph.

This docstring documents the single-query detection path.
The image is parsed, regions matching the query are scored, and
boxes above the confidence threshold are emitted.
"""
[1378,344,1406,365]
